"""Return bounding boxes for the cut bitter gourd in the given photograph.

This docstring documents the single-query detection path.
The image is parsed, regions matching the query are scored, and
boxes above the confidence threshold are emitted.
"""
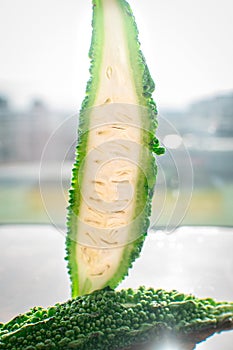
[66,0,164,297]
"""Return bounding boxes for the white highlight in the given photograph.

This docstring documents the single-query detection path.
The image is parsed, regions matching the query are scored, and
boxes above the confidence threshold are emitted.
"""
[163,134,183,149]
[149,342,179,350]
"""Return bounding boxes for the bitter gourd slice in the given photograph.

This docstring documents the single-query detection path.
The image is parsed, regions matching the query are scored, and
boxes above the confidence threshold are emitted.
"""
[66,0,163,297]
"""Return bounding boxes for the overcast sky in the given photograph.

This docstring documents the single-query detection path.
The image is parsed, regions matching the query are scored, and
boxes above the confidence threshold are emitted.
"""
[0,0,232,110]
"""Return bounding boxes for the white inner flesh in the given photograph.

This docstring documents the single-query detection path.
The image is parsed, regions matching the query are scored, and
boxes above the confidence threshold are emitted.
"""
[76,0,142,294]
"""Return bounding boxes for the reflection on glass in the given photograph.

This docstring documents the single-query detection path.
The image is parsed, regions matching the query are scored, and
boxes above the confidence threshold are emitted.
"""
[0,93,233,227]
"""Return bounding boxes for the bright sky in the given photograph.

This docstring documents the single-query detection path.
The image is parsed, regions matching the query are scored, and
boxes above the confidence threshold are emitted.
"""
[0,0,232,110]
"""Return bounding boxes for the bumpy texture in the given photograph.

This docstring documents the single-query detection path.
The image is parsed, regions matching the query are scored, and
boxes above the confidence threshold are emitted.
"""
[1,287,233,349]
[66,0,164,297]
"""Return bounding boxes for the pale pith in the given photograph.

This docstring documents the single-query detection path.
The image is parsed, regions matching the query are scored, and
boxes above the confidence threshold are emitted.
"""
[76,0,142,293]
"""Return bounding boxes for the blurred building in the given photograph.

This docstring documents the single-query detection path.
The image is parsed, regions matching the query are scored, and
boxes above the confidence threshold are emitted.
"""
[160,92,233,188]
[163,92,233,137]
[0,92,232,185]
[0,96,76,163]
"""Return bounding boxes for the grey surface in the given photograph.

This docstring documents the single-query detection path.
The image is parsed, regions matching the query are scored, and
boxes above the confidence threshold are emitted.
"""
[0,225,70,322]
[0,225,233,349]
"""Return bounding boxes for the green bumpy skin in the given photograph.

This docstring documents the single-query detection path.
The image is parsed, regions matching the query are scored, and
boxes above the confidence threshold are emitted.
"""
[66,0,164,297]
[1,287,233,350]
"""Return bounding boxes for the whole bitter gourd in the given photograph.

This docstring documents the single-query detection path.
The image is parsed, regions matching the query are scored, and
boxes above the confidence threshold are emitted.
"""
[1,287,233,349]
